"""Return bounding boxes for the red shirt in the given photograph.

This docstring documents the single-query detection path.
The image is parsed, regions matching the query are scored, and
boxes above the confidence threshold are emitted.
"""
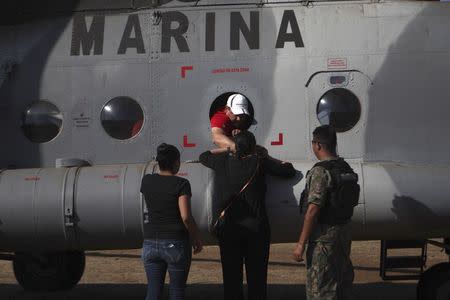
[131,118,143,137]
[210,107,234,137]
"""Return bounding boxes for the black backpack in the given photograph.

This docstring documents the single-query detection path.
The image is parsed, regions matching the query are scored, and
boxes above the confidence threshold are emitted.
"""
[301,158,360,225]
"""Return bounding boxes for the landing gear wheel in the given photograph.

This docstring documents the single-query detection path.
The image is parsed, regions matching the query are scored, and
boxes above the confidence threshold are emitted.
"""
[13,251,85,291]
[417,262,450,300]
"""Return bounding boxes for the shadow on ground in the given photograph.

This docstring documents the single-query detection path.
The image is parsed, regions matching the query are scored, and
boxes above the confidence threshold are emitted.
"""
[0,282,417,300]
[86,252,381,271]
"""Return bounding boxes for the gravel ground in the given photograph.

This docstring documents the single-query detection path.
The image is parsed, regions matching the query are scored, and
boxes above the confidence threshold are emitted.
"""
[0,241,448,300]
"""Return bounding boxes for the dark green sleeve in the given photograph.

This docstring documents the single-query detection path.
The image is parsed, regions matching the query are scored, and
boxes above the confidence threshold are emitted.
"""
[307,166,331,207]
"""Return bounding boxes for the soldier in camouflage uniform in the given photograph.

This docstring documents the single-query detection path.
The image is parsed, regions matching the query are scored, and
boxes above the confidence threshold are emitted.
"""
[293,125,356,300]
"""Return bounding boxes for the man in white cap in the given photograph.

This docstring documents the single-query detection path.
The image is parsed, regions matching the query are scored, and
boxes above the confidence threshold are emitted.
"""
[210,94,251,151]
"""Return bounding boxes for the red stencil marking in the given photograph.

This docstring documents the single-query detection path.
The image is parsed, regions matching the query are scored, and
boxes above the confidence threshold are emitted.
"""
[181,66,193,79]
[271,133,284,146]
[183,135,196,148]
[327,58,347,70]
[212,67,250,74]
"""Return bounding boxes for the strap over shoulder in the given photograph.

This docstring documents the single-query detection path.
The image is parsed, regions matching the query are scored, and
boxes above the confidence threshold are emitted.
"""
[314,158,353,173]
[219,156,260,216]
[238,157,260,194]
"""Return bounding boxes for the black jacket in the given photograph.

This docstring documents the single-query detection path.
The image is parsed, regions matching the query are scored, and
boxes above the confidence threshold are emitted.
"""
[199,151,296,232]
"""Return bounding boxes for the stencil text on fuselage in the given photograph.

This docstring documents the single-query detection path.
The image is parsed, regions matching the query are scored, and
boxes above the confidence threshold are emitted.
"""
[70,10,304,56]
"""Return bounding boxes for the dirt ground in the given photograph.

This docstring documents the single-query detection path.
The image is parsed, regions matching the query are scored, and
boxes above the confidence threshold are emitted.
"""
[0,241,448,300]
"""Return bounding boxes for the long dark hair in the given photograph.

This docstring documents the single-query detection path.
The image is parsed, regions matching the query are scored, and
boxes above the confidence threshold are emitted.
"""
[233,131,256,158]
[156,143,180,171]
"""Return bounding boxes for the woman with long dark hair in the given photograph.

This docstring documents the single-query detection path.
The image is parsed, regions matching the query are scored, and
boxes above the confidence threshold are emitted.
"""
[199,131,296,300]
[140,143,203,300]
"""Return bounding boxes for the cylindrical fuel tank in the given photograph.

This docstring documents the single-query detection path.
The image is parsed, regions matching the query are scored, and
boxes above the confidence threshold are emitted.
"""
[0,164,151,252]
[0,162,212,252]
[75,164,146,250]
[0,168,70,251]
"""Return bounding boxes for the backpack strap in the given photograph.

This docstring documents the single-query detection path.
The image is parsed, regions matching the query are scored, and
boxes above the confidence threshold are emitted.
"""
[314,158,352,172]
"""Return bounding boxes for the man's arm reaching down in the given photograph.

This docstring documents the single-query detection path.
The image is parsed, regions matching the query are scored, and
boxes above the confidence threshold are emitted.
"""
[211,127,236,151]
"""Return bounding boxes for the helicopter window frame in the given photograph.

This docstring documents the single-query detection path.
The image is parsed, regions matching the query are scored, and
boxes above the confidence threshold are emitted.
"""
[316,88,362,133]
[209,92,255,131]
[22,100,63,143]
[100,96,145,141]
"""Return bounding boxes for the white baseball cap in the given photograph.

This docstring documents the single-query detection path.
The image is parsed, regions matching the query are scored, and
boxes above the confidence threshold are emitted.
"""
[226,94,250,116]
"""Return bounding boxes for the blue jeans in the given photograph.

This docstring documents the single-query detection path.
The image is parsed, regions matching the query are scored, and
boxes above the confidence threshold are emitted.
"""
[142,239,192,300]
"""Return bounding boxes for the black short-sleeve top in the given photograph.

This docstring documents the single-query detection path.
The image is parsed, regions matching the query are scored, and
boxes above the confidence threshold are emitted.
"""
[140,174,192,240]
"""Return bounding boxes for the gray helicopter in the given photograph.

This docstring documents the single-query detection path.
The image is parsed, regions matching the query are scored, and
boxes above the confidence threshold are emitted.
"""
[0,0,450,298]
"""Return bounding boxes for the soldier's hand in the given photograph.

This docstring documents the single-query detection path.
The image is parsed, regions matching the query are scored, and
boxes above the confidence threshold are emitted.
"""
[293,242,305,262]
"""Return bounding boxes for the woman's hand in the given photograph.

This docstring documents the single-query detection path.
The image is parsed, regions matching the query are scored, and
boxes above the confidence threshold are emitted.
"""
[192,236,203,255]
[179,195,203,255]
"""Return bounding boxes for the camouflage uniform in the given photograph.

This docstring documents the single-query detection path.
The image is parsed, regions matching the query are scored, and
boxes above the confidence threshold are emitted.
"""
[304,158,354,300]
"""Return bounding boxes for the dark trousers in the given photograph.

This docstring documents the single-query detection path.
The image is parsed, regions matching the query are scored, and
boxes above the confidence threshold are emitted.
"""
[142,239,192,300]
[218,226,270,300]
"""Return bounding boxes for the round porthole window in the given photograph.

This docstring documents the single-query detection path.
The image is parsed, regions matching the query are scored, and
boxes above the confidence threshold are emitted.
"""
[316,88,361,132]
[101,96,144,140]
[22,101,63,143]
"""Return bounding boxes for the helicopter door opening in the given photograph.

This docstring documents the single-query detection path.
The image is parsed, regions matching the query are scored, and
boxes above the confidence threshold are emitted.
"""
[209,92,255,131]
[306,70,371,239]
[306,70,370,159]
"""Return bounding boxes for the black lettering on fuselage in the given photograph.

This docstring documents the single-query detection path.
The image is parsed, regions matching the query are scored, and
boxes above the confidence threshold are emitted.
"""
[71,15,105,56]
[275,10,304,48]
[230,11,259,50]
[69,10,306,56]
[118,14,145,54]
[205,12,215,52]
[161,11,190,53]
